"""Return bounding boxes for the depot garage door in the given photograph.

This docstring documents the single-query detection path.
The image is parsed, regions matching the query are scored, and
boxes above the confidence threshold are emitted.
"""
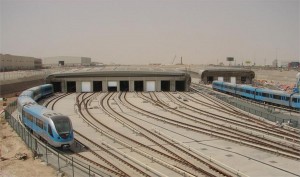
[230,77,236,84]
[82,82,91,92]
[108,81,118,91]
[146,81,155,91]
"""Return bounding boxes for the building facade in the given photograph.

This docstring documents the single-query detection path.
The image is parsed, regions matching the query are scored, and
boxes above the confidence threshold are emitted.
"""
[46,67,191,92]
[0,54,42,71]
[199,68,255,84]
[43,56,91,67]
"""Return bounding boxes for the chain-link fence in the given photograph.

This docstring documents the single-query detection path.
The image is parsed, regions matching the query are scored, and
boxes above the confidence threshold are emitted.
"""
[3,101,111,177]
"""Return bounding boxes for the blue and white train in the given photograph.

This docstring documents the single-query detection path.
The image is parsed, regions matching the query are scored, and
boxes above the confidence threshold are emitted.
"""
[17,84,74,148]
[212,81,300,110]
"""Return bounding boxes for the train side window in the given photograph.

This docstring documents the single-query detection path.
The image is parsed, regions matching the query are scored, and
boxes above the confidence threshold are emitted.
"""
[286,97,290,101]
[246,90,250,94]
[48,125,53,137]
[37,119,44,129]
[292,98,298,103]
[273,95,280,100]
[262,93,269,97]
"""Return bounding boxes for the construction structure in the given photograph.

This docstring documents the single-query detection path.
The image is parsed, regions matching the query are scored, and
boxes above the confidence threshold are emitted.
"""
[0,54,42,71]
[46,66,191,92]
[199,68,255,84]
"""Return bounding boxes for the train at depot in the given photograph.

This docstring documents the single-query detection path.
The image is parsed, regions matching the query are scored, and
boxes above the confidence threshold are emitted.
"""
[212,81,300,110]
[17,84,74,148]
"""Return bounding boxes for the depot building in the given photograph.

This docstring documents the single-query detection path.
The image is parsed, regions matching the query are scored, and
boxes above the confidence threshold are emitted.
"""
[46,66,191,92]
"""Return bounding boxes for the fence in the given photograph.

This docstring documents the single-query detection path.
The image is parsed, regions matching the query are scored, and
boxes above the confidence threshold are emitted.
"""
[3,101,110,177]
[215,95,299,128]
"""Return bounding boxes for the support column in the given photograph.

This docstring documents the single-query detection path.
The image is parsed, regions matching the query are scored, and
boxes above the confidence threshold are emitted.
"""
[170,80,175,92]
[76,81,81,93]
[103,80,108,92]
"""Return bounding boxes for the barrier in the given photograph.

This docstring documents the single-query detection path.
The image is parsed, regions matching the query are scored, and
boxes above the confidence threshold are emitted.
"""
[3,101,110,177]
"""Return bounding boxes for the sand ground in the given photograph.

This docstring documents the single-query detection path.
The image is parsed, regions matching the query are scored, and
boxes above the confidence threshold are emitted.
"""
[0,107,57,177]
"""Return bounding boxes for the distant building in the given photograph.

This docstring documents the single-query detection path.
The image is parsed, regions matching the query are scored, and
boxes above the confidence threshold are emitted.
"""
[198,68,255,84]
[0,54,42,71]
[288,62,300,69]
[43,56,91,67]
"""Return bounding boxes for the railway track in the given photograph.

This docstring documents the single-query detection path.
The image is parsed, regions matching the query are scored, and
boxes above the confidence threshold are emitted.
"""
[100,92,227,177]
[134,92,300,160]
[189,85,300,137]
[46,91,299,176]
[166,92,300,143]
[75,93,154,177]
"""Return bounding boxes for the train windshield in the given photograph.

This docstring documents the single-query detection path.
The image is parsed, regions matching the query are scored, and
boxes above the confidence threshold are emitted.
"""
[51,116,71,135]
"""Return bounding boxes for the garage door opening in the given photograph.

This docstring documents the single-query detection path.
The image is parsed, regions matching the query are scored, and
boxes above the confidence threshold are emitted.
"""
[93,81,102,92]
[120,81,129,91]
[207,76,213,83]
[230,77,236,84]
[241,77,246,84]
[175,81,185,91]
[67,81,76,92]
[81,82,91,92]
[134,81,144,91]
[51,82,61,92]
[146,81,155,92]
[108,81,117,92]
[217,77,224,82]
[161,80,170,91]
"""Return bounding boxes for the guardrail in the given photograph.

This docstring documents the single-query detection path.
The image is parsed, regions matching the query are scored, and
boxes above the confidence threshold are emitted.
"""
[3,101,111,177]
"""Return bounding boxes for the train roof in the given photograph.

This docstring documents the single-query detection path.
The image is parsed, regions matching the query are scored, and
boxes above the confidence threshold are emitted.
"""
[19,90,34,97]
[237,84,256,90]
[17,96,36,105]
[256,88,291,96]
[212,81,223,84]
[292,93,300,98]
[23,103,63,120]
[223,82,237,86]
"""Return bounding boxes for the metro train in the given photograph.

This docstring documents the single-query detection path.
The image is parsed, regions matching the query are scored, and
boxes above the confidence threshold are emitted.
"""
[212,81,300,110]
[17,84,74,148]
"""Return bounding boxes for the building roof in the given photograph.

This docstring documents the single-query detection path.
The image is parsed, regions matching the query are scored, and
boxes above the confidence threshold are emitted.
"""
[47,66,189,78]
[199,67,255,79]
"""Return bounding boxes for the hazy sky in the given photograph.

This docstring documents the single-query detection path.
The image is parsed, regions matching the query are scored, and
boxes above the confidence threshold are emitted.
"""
[1,0,299,65]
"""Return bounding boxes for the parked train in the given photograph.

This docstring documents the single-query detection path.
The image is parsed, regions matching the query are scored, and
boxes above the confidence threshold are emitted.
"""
[212,81,300,110]
[17,84,74,148]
